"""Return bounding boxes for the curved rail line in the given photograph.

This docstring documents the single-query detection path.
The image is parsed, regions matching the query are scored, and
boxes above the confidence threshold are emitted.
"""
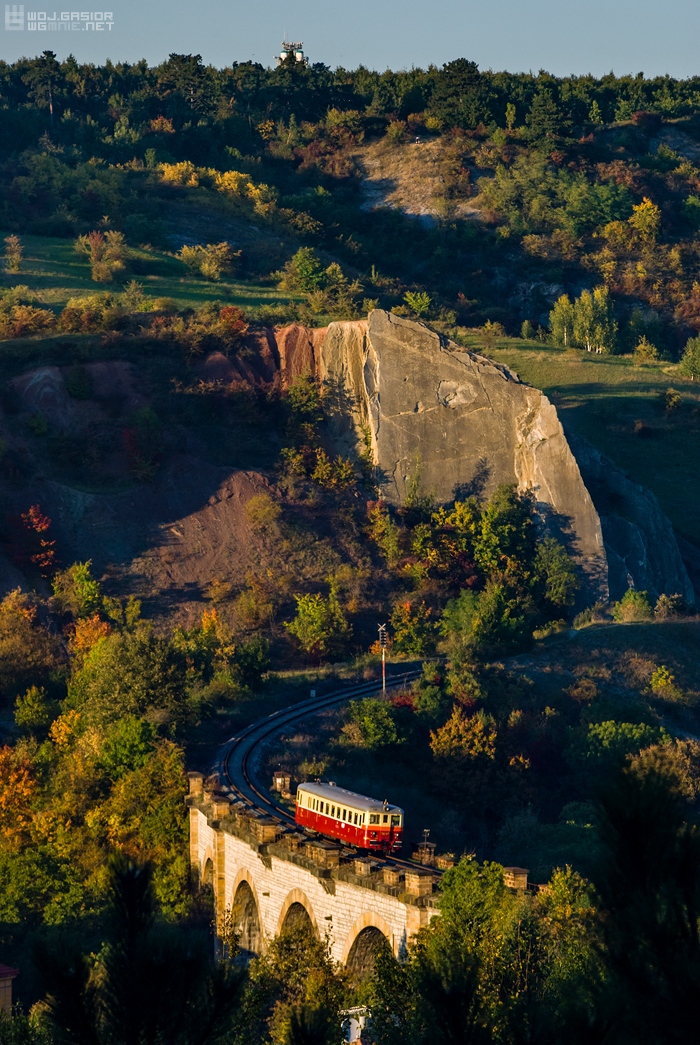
[218,669,444,876]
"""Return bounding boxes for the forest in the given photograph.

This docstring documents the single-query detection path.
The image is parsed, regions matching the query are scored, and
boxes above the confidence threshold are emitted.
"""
[0,48,700,1044]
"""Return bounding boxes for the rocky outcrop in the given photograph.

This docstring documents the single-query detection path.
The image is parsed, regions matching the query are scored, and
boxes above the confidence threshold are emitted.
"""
[566,433,694,604]
[319,311,608,601]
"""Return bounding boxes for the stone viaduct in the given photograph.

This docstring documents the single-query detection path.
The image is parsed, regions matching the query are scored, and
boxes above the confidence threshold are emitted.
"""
[187,774,442,972]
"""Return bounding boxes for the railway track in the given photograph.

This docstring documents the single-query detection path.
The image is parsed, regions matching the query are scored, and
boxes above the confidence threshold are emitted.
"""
[217,668,444,877]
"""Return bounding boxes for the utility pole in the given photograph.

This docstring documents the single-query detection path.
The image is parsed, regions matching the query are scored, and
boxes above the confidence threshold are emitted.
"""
[377,624,387,693]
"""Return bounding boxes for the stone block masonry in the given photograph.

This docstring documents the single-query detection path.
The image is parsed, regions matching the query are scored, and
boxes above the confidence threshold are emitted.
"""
[187,791,440,968]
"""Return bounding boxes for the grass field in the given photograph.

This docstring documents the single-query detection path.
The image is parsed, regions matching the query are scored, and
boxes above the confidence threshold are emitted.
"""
[481,337,700,545]
[0,234,296,313]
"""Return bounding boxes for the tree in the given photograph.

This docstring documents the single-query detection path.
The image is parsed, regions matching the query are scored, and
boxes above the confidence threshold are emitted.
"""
[285,590,351,660]
[278,247,325,293]
[525,90,571,141]
[628,196,661,245]
[34,855,247,1045]
[428,59,489,130]
[590,755,700,1042]
[52,560,102,618]
[505,102,516,131]
[0,745,37,850]
[612,588,654,621]
[67,630,191,727]
[679,335,700,381]
[3,234,23,273]
[469,582,526,649]
[413,943,494,1045]
[280,1001,338,1045]
[532,536,578,608]
[390,601,437,656]
[589,100,603,124]
[550,294,575,347]
[571,286,617,353]
[473,484,534,574]
[22,50,61,129]
[430,707,496,762]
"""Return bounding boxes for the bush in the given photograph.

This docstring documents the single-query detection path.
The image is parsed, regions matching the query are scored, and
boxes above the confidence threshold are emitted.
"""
[276,247,324,294]
[634,337,659,365]
[612,588,654,622]
[655,593,686,619]
[245,493,282,532]
[521,319,536,340]
[75,229,130,283]
[52,560,102,618]
[390,600,437,656]
[663,388,682,413]
[176,242,240,281]
[3,234,23,272]
[285,589,351,660]
[345,697,403,749]
[573,601,608,629]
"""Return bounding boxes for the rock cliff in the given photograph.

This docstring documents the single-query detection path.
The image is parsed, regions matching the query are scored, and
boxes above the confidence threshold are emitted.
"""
[565,433,695,604]
[319,311,609,601]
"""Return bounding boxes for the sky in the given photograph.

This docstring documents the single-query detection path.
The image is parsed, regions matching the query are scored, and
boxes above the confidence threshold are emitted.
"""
[1,0,699,79]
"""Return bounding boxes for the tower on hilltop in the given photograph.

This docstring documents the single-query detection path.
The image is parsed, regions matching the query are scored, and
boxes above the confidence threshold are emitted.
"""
[275,42,308,67]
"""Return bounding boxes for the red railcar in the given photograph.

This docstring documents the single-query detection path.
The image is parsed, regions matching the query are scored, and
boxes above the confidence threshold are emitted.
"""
[295,781,403,854]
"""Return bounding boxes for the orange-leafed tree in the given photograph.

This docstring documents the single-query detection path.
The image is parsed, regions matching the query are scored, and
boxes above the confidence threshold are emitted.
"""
[0,745,37,850]
[430,706,497,761]
[68,613,112,668]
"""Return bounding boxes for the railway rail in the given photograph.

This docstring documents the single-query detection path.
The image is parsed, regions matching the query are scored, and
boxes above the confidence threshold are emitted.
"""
[217,668,444,877]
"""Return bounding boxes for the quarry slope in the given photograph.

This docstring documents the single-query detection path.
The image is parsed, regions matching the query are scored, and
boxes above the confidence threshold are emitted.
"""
[0,312,693,615]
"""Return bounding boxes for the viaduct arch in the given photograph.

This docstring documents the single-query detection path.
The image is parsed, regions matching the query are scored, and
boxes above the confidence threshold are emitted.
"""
[187,780,440,967]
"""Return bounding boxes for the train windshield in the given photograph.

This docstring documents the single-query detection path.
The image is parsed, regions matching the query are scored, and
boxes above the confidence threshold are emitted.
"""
[391,815,401,826]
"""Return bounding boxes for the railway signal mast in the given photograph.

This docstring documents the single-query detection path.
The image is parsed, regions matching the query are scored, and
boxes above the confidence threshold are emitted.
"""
[377,623,387,693]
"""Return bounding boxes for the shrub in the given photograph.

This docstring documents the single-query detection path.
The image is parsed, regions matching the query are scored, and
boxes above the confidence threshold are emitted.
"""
[532,619,569,640]
[521,319,536,340]
[634,337,659,365]
[52,560,102,618]
[573,601,608,629]
[285,589,351,660]
[649,665,686,703]
[390,601,437,656]
[479,320,507,351]
[612,588,654,622]
[345,697,402,749]
[176,242,240,281]
[655,593,686,619]
[663,388,682,413]
[0,303,56,340]
[3,234,23,272]
[121,280,152,311]
[386,120,408,143]
[153,297,178,312]
[404,291,431,317]
[276,247,324,294]
[245,493,282,533]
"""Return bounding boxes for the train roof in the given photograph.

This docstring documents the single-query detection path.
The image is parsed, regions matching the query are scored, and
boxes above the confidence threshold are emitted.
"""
[297,781,402,813]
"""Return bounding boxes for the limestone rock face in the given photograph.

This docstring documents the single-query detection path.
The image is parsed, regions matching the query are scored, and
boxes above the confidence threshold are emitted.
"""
[566,433,694,603]
[320,311,608,600]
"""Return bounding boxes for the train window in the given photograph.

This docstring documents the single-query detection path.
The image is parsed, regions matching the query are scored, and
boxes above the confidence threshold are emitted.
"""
[391,815,400,826]
[353,812,358,825]
[369,814,379,825]
[382,815,388,824]
[343,809,347,820]
[325,803,329,814]
[331,806,335,818]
